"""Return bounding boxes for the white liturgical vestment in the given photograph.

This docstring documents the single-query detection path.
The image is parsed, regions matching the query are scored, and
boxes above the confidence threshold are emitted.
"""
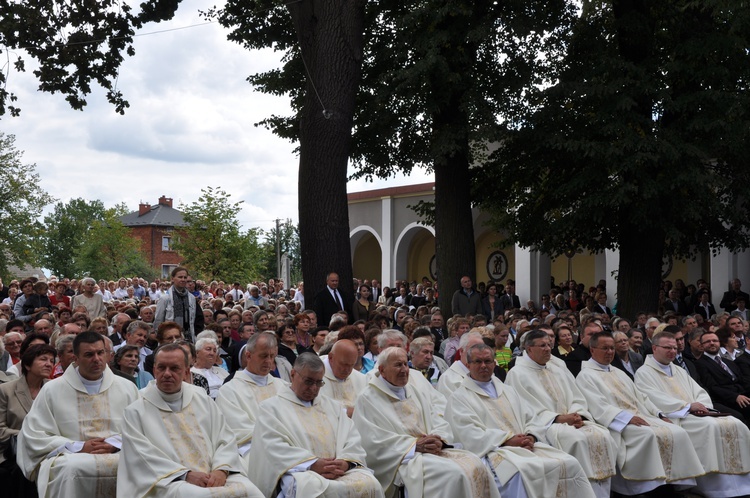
[248,385,383,498]
[17,365,139,498]
[216,370,286,470]
[118,381,262,498]
[319,357,367,410]
[576,359,704,494]
[505,354,618,482]
[353,372,499,498]
[635,355,750,498]
[446,375,595,498]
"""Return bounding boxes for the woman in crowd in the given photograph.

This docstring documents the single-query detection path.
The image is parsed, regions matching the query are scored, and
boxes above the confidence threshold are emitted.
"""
[49,282,70,309]
[89,316,109,336]
[276,320,307,366]
[190,337,227,399]
[481,283,504,321]
[553,323,576,358]
[174,340,209,396]
[293,313,313,349]
[352,284,373,322]
[112,345,154,389]
[309,327,329,355]
[718,327,742,361]
[12,280,35,324]
[0,344,56,497]
[363,328,382,364]
[338,326,374,373]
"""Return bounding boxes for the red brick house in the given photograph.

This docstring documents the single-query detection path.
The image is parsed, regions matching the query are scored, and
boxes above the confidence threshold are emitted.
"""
[119,196,187,278]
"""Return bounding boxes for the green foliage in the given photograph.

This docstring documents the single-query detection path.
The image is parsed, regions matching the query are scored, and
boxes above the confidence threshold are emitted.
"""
[42,198,106,278]
[173,187,265,283]
[260,219,302,284]
[0,0,181,116]
[476,0,750,260]
[76,208,154,280]
[0,133,54,278]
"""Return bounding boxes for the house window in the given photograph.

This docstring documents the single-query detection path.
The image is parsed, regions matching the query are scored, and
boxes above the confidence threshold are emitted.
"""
[162,236,172,251]
[162,265,178,279]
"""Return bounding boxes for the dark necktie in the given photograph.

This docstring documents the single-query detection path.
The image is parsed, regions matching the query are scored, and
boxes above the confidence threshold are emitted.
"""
[715,356,735,380]
[675,355,687,371]
[333,290,343,310]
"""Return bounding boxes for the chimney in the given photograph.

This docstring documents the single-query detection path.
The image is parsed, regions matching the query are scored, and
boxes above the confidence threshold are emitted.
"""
[138,203,151,216]
[158,195,173,208]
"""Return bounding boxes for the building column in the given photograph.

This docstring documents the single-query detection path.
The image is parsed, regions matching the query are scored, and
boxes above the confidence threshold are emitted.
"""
[381,196,393,286]
[514,246,551,304]
[605,249,620,308]
[709,248,750,310]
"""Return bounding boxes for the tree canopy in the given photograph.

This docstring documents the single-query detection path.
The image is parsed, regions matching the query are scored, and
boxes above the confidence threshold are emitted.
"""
[173,187,265,283]
[476,0,750,317]
[76,207,155,280]
[42,198,106,278]
[0,133,53,278]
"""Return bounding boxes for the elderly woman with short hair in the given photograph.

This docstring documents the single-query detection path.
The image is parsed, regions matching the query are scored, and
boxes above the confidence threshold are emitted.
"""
[190,337,228,399]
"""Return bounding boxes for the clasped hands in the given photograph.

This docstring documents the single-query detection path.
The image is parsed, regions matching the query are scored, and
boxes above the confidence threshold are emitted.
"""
[555,413,584,428]
[310,458,350,479]
[415,434,445,455]
[185,470,228,488]
[81,438,117,455]
[501,434,535,450]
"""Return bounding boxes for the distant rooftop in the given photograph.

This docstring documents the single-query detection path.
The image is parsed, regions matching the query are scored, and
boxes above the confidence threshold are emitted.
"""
[347,182,435,202]
[119,195,187,228]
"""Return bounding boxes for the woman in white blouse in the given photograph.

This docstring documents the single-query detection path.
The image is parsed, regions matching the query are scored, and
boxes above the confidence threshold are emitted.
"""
[190,337,228,399]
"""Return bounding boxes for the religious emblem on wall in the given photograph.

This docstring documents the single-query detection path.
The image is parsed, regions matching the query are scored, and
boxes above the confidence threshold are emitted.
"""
[429,254,438,281]
[661,254,673,279]
[487,251,508,282]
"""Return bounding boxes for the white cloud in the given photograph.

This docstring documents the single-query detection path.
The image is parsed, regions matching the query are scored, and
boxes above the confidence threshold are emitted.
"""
[2,0,433,234]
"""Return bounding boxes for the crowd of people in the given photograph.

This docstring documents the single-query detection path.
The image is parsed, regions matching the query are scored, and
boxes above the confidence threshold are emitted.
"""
[0,268,750,498]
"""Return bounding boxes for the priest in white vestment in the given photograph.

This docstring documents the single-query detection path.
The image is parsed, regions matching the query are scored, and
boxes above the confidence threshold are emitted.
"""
[118,344,262,497]
[248,353,383,498]
[505,330,617,498]
[446,343,596,498]
[635,331,750,498]
[575,332,704,495]
[216,332,286,472]
[368,329,448,416]
[353,347,499,498]
[436,331,484,397]
[319,339,367,417]
[17,332,140,498]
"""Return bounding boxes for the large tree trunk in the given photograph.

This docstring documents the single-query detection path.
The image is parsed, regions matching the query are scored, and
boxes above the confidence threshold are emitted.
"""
[612,0,659,320]
[288,0,366,305]
[431,7,481,316]
[616,221,664,319]
[433,94,476,316]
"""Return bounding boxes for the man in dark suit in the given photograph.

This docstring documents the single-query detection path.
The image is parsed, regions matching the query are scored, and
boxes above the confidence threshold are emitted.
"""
[108,312,131,347]
[501,282,521,310]
[369,279,381,303]
[694,291,716,320]
[428,313,447,352]
[564,319,600,377]
[671,328,747,423]
[313,272,351,328]
[664,289,687,315]
[720,279,750,313]
[592,292,613,317]
[695,331,750,425]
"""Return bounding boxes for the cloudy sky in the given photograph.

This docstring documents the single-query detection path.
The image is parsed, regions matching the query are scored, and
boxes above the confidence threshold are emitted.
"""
[3,0,432,233]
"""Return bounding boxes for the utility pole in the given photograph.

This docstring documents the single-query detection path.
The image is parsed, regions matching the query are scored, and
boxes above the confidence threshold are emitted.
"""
[275,218,281,279]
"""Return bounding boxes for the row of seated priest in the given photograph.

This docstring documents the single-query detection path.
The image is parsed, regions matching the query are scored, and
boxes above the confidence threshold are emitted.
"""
[9,327,750,498]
